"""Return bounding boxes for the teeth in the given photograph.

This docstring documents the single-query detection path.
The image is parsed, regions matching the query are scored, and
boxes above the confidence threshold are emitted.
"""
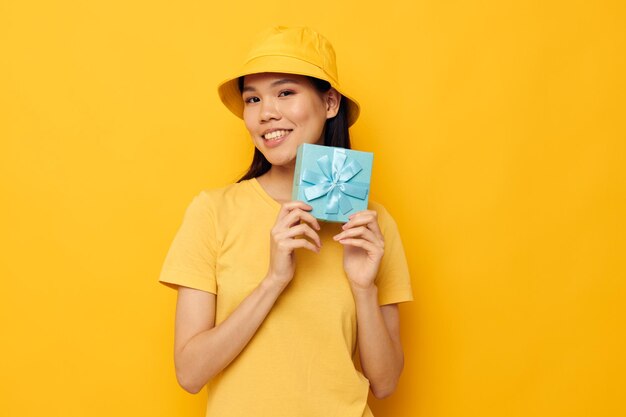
[263,130,290,140]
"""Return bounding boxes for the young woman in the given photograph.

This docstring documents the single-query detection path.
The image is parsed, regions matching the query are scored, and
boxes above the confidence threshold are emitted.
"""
[159,26,413,417]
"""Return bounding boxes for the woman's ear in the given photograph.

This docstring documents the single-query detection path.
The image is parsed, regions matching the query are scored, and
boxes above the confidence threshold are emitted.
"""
[325,88,341,119]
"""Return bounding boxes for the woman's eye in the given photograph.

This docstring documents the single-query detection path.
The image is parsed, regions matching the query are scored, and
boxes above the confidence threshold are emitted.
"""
[279,90,295,97]
[244,96,260,104]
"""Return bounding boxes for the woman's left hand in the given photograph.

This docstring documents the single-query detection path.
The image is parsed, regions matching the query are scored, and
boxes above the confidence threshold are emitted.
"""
[333,210,385,290]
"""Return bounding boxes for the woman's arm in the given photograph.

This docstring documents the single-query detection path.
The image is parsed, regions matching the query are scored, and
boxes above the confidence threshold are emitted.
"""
[173,201,321,393]
[351,292,404,399]
[174,279,286,393]
[333,209,405,398]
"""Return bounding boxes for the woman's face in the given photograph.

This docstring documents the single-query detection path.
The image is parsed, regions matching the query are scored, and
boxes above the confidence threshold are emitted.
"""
[242,73,339,168]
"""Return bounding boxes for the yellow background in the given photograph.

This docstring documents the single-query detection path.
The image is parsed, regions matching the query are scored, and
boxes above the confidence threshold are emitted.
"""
[1,1,624,416]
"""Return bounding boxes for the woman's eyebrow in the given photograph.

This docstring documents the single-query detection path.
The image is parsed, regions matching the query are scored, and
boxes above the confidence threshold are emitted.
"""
[270,78,301,87]
[242,78,301,93]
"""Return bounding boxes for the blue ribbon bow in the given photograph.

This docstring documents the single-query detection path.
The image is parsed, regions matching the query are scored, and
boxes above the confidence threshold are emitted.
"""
[301,149,368,215]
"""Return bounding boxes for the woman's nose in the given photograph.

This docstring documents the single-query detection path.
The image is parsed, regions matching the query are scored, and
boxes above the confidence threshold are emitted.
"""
[260,98,280,122]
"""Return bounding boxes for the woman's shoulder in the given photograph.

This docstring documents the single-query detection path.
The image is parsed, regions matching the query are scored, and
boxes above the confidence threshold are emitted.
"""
[196,180,244,196]
[191,179,258,209]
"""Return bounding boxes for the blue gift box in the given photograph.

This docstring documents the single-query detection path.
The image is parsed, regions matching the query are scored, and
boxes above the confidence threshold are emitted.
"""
[292,144,373,223]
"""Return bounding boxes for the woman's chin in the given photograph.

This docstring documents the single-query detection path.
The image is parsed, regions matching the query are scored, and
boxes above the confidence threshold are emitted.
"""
[257,147,294,168]
[266,155,297,169]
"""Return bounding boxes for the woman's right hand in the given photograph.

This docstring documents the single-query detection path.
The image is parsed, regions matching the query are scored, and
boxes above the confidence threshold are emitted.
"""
[266,201,322,288]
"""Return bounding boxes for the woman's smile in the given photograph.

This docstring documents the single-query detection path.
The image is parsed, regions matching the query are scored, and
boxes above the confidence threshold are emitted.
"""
[262,129,293,147]
[263,129,292,140]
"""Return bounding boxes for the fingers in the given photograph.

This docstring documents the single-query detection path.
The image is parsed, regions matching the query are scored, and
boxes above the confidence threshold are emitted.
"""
[277,200,313,217]
[339,210,384,242]
[334,237,379,254]
[333,225,381,248]
[277,202,321,231]
[342,210,382,235]
[271,201,322,254]
[276,223,322,248]
[276,234,320,253]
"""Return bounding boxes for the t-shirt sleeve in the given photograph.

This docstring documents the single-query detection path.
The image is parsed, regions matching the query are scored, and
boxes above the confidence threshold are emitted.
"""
[158,191,218,294]
[373,203,414,305]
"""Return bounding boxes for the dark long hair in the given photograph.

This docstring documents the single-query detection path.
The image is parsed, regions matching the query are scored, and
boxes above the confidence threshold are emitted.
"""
[237,76,351,182]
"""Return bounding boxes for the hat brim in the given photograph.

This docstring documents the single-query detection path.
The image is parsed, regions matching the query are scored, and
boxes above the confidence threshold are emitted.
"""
[217,55,360,127]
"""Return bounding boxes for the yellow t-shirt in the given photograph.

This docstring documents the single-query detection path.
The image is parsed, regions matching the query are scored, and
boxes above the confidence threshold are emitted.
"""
[159,178,413,417]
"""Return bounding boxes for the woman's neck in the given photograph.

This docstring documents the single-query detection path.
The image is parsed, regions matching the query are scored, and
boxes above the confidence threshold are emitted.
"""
[256,164,296,204]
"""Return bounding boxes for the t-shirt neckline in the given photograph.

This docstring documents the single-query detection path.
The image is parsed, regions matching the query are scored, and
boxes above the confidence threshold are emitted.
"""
[249,177,282,211]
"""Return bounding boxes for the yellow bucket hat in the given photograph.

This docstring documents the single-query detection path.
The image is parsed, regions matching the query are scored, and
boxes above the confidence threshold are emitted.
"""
[217,26,361,126]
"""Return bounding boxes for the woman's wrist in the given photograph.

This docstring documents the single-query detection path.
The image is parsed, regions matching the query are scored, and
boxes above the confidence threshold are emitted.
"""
[261,273,290,294]
[349,282,378,300]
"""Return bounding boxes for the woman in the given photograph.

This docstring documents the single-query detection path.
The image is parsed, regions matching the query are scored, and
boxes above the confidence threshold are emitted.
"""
[159,26,413,417]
